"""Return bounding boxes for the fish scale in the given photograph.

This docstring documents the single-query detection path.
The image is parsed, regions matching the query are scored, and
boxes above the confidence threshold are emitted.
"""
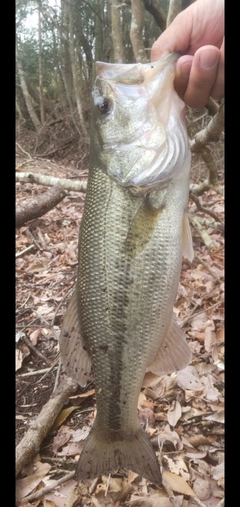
[59,53,194,485]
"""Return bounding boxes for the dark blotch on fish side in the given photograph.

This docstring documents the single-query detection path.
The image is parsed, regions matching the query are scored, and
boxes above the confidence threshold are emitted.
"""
[99,344,108,353]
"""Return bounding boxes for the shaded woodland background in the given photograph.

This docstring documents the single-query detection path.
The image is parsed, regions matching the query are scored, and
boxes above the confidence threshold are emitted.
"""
[16,1,224,506]
[16,0,195,161]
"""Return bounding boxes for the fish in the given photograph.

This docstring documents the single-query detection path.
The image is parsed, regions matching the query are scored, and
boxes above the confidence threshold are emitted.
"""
[59,53,194,486]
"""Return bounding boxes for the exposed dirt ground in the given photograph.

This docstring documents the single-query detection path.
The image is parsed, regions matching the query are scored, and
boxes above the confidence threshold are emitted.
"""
[16,120,224,507]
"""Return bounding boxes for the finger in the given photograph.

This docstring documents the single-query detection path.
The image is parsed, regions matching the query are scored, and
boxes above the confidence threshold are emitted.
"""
[174,56,194,102]
[181,46,221,108]
[211,40,224,100]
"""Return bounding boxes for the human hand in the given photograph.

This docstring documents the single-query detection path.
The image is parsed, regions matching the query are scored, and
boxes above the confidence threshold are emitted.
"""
[151,0,224,109]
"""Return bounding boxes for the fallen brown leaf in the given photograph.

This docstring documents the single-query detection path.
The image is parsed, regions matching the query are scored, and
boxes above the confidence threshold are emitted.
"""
[176,366,204,391]
[51,406,80,431]
[167,400,182,428]
[52,425,71,454]
[162,470,196,496]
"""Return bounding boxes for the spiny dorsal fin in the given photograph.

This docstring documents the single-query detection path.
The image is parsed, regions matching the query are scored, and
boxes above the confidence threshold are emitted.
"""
[182,212,194,261]
[147,313,192,375]
[59,289,91,387]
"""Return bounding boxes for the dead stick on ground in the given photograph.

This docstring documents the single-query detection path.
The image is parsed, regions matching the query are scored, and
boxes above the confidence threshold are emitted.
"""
[18,471,76,504]
[16,376,78,477]
[16,183,68,228]
[16,171,87,193]
[189,191,222,223]
[18,367,58,377]
[189,497,208,507]
[181,301,222,328]
[194,253,221,282]
[23,335,50,364]
[16,244,35,258]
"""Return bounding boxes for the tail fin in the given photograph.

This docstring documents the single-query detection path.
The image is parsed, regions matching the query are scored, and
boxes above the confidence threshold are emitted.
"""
[75,423,162,486]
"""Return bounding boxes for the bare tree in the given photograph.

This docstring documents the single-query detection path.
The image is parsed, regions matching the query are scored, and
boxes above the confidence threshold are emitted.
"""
[111,0,125,62]
[167,0,182,27]
[130,0,148,63]
[16,41,41,132]
[68,0,88,139]
[38,0,45,124]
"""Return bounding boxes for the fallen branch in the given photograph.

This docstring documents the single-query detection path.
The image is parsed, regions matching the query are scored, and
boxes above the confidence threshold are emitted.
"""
[18,470,76,504]
[16,171,87,193]
[205,98,220,116]
[16,183,68,228]
[16,376,78,477]
[190,181,224,197]
[16,142,33,159]
[194,253,221,282]
[190,104,224,152]
[189,497,208,507]
[189,191,222,223]
[16,244,35,258]
[18,367,57,377]
[181,301,222,328]
[22,335,50,364]
[189,104,224,194]
[189,215,219,250]
[201,147,219,186]
[188,214,224,233]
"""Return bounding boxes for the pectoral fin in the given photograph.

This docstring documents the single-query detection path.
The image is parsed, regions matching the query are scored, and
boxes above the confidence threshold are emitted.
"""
[147,313,192,375]
[182,212,194,261]
[59,289,91,387]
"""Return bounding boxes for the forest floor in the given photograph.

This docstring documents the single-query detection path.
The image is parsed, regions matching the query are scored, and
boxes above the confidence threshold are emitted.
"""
[16,124,224,507]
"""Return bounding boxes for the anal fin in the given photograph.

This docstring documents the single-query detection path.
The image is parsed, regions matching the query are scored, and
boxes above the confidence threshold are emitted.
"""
[147,313,192,375]
[59,289,91,387]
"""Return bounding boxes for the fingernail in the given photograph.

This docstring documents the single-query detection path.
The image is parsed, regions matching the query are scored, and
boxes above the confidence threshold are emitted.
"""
[199,49,218,70]
[181,60,192,78]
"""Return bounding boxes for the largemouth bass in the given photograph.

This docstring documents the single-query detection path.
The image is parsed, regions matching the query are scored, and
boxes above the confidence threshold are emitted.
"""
[60,53,194,486]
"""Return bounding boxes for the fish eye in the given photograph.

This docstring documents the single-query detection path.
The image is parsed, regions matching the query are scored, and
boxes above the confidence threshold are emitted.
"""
[96,98,112,115]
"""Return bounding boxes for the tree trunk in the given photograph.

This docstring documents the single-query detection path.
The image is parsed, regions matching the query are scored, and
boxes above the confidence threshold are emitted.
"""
[68,0,88,140]
[16,44,41,132]
[130,0,148,63]
[124,0,167,32]
[111,0,125,63]
[26,80,55,117]
[16,98,25,122]
[167,0,182,27]
[95,2,104,62]
[77,13,93,83]
[60,0,79,131]
[102,0,113,62]
[38,1,45,124]
[143,0,167,31]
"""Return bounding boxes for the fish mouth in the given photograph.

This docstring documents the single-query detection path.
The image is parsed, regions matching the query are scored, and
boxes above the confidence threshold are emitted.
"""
[95,53,180,84]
